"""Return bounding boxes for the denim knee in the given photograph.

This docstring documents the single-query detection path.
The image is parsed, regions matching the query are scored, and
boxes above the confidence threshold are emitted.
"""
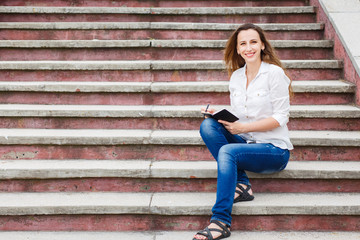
[217,145,236,170]
[200,118,217,132]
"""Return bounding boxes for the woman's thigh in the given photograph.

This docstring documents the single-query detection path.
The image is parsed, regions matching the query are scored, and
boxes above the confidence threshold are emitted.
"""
[218,143,289,174]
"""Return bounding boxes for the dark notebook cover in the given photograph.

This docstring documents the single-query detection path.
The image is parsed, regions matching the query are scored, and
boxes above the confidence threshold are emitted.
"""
[204,109,239,122]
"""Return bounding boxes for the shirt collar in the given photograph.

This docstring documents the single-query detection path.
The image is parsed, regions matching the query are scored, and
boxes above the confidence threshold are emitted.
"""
[240,61,270,77]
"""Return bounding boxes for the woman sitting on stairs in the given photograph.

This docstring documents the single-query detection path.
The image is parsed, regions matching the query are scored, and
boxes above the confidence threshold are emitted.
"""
[192,23,294,240]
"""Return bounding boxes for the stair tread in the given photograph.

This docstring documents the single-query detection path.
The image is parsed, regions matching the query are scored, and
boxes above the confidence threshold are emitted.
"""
[0,231,359,240]
[0,6,315,14]
[0,160,358,179]
[0,60,343,70]
[0,129,359,146]
[0,104,359,118]
[0,22,324,30]
[0,80,354,93]
[0,192,358,216]
[0,39,334,48]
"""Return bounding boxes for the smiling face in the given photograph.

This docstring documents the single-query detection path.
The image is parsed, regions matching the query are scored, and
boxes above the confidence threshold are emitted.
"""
[236,29,265,65]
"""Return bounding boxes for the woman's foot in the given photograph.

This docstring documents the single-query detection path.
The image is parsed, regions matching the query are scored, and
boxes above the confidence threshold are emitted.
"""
[193,220,231,240]
[234,183,254,203]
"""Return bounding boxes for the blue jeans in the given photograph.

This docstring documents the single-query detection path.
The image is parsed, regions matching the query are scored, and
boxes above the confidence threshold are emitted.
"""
[200,118,290,227]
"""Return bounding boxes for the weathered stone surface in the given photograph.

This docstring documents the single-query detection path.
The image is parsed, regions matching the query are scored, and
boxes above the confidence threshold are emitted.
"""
[1,231,359,240]
[0,40,151,48]
[0,6,315,14]
[0,192,152,215]
[0,160,358,180]
[320,0,360,75]
[0,82,152,92]
[290,130,360,147]
[0,22,324,31]
[0,61,151,70]
[157,231,360,240]
[0,129,359,146]
[0,40,333,48]
[0,80,354,93]
[0,129,152,145]
[0,160,152,179]
[0,60,342,70]
[150,192,360,215]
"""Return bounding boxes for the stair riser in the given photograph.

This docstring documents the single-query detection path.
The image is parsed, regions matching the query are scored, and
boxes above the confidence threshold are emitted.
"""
[1,117,358,131]
[0,215,357,231]
[0,0,308,7]
[0,30,324,40]
[1,145,359,161]
[0,14,315,24]
[0,178,358,193]
[0,69,342,82]
[0,48,333,61]
[0,92,353,105]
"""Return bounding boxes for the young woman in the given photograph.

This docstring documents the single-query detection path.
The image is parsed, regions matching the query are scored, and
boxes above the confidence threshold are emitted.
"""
[192,23,293,240]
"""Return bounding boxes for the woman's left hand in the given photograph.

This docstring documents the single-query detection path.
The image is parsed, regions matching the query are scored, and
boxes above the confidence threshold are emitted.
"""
[218,120,248,135]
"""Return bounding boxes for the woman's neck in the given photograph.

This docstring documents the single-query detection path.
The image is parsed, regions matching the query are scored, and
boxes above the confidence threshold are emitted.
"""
[245,60,262,76]
[245,60,262,89]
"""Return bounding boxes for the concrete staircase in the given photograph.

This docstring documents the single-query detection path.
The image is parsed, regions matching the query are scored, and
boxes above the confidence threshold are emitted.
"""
[0,0,360,238]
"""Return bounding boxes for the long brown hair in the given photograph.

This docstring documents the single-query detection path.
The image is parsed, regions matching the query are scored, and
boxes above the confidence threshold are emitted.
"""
[224,23,293,97]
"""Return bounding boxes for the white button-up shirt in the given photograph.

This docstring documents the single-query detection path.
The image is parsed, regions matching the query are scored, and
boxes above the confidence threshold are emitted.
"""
[229,61,293,150]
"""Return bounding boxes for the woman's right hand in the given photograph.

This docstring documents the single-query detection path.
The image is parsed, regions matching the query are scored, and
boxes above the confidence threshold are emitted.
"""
[201,107,216,118]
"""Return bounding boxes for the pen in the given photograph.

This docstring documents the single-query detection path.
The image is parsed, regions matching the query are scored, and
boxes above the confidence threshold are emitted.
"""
[205,104,210,113]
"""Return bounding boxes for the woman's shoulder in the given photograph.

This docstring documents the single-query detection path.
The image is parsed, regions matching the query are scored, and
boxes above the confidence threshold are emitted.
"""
[230,66,246,81]
[264,62,285,74]
[233,65,246,75]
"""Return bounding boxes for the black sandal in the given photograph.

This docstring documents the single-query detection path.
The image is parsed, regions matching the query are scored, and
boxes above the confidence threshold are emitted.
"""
[234,183,254,203]
[192,219,231,240]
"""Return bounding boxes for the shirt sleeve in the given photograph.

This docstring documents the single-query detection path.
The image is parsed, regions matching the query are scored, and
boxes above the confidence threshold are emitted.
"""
[268,67,291,127]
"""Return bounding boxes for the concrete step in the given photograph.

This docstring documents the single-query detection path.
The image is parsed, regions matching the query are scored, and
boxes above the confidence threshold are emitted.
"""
[0,0,309,8]
[0,60,342,70]
[0,104,359,131]
[0,231,359,240]
[0,192,358,216]
[0,6,316,23]
[0,80,352,93]
[0,129,359,147]
[0,22,325,31]
[0,80,353,105]
[0,129,359,161]
[0,161,359,194]
[0,39,334,60]
[0,6,316,15]
[0,39,334,48]
[0,61,343,82]
[0,104,359,119]
[0,22,324,40]
[0,160,358,180]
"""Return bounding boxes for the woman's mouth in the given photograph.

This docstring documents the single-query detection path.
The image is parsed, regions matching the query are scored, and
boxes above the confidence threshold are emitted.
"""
[245,52,255,58]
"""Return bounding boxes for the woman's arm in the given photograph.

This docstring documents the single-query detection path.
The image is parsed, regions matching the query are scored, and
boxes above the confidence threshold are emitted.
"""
[218,117,280,135]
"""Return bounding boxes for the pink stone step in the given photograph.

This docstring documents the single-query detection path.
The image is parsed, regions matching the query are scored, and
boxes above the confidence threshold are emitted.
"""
[0,215,357,231]
[0,69,342,82]
[0,29,324,40]
[0,13,315,24]
[1,117,358,131]
[0,92,352,105]
[1,145,359,161]
[0,48,332,61]
[0,177,358,194]
[0,0,308,7]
